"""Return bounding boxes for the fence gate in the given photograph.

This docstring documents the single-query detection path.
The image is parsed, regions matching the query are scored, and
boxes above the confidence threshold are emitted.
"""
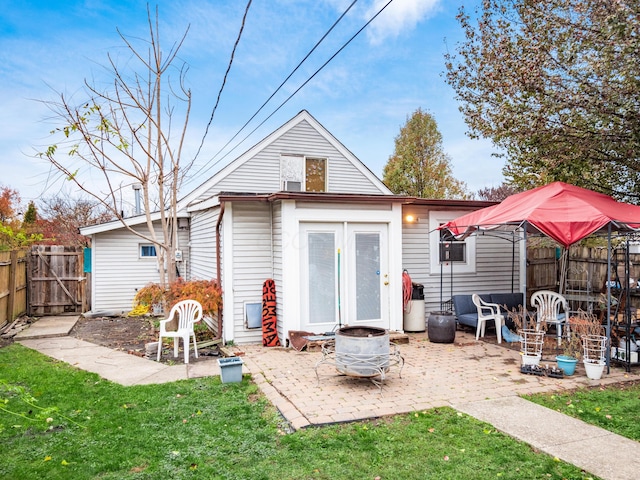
[29,245,86,316]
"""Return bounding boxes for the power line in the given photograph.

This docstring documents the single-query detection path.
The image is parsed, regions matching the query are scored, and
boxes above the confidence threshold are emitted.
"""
[198,0,358,171]
[193,0,395,180]
[192,0,253,163]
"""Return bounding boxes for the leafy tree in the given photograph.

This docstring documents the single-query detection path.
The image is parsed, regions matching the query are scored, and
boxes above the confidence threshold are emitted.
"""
[476,183,519,202]
[22,201,37,226]
[383,108,469,199]
[36,195,114,246]
[0,187,42,250]
[445,0,640,201]
[40,7,191,287]
[0,186,20,224]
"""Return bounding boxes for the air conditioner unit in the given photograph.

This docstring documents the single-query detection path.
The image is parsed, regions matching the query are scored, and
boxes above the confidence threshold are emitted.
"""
[284,180,302,191]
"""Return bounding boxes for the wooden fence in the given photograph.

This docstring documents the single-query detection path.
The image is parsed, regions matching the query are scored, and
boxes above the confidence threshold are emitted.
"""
[0,250,28,327]
[527,245,640,309]
[28,245,87,316]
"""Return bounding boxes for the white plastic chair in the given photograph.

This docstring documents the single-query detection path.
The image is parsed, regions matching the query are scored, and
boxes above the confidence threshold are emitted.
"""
[157,299,203,364]
[530,290,569,346]
[472,294,504,344]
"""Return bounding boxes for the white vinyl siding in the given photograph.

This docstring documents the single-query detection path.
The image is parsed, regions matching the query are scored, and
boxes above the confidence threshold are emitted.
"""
[271,202,284,342]
[231,202,274,344]
[401,206,522,314]
[193,120,385,202]
[92,225,165,313]
[189,207,219,281]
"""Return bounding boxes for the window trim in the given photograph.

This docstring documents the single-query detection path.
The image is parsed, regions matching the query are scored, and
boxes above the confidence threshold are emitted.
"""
[139,244,157,259]
[280,154,327,192]
[429,211,476,274]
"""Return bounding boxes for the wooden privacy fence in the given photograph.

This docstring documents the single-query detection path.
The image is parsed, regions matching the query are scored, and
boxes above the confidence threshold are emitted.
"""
[0,250,28,327]
[28,245,87,316]
[527,245,640,307]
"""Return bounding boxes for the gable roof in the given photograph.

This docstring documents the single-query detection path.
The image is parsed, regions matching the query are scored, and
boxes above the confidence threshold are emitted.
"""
[81,110,391,235]
[180,110,392,208]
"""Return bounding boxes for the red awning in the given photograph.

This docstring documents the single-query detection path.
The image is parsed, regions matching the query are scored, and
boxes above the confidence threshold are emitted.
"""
[443,182,640,247]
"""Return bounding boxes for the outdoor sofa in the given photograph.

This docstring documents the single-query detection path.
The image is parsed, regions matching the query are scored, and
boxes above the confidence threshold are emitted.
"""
[452,292,524,331]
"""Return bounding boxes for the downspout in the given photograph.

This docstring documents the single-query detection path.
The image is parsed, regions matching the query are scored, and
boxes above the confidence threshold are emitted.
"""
[215,201,226,341]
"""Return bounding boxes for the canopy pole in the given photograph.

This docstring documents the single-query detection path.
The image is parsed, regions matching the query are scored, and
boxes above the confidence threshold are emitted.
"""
[522,221,528,313]
[511,238,515,292]
[606,224,612,373]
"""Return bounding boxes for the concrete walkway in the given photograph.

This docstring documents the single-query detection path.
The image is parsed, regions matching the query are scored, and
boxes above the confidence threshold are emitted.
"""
[13,315,640,480]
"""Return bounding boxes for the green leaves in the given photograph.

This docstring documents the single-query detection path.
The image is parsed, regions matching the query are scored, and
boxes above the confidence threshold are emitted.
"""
[445,0,640,200]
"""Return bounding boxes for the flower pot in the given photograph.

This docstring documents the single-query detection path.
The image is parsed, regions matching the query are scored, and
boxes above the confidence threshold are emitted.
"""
[218,357,244,383]
[428,311,456,343]
[519,329,544,366]
[582,334,607,364]
[522,353,542,366]
[556,355,578,376]
[583,359,605,380]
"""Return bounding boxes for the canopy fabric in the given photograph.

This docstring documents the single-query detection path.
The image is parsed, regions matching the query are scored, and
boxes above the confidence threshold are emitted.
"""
[443,182,640,248]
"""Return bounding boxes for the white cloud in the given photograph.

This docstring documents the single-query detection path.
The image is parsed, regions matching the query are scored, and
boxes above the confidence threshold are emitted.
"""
[365,0,442,45]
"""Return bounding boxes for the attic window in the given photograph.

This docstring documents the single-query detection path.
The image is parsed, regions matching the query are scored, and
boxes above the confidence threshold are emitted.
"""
[305,157,326,192]
[280,155,327,192]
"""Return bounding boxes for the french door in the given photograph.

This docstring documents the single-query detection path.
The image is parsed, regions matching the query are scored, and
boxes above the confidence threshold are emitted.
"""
[300,222,388,332]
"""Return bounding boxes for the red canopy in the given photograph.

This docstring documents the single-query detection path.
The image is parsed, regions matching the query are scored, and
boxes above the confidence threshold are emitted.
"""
[443,182,640,247]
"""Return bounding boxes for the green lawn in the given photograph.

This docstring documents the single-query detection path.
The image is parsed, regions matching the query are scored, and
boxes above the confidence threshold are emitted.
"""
[1,344,598,479]
[525,380,640,442]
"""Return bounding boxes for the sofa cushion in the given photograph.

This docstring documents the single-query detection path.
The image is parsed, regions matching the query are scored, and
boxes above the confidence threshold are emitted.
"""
[489,293,524,330]
[452,294,491,328]
[452,293,523,330]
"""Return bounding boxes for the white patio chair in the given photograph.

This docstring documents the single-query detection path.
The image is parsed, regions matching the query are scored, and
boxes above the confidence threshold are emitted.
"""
[530,290,569,346]
[156,299,203,364]
[472,294,504,344]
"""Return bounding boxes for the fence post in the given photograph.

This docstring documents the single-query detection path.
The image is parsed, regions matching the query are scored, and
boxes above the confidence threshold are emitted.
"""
[7,250,17,322]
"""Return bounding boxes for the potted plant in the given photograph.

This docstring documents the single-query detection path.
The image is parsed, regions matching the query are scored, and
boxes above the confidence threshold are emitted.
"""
[567,311,606,379]
[556,331,581,375]
[507,306,545,367]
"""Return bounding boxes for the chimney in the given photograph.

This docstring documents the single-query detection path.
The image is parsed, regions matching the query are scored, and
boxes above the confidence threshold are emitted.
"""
[132,184,142,215]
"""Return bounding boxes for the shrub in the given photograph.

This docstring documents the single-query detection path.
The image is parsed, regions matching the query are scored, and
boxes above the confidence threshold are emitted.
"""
[130,278,222,318]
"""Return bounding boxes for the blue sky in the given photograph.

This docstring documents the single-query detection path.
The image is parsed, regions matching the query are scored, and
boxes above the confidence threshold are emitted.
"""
[0,0,503,205]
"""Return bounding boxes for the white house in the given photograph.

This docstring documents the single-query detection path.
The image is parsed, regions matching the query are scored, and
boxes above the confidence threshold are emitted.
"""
[81,110,520,345]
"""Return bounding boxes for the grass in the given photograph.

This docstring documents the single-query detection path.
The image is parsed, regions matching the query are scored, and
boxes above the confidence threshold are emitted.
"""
[525,381,640,441]
[0,344,598,480]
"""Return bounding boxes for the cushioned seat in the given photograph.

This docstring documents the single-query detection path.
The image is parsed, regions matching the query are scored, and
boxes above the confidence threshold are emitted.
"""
[453,292,523,331]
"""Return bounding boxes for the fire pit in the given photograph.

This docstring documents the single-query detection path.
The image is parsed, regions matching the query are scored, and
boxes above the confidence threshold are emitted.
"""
[335,326,390,377]
[315,326,404,390]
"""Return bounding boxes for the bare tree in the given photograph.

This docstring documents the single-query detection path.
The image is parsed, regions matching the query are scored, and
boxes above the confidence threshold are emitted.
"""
[40,6,191,287]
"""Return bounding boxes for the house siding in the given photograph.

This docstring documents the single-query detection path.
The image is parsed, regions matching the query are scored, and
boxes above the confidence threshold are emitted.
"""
[193,120,384,202]
[189,207,219,281]
[231,202,274,344]
[93,225,165,313]
[401,206,522,318]
[271,202,284,343]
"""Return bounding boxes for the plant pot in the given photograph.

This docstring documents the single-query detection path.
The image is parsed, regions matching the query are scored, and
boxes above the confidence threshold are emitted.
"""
[521,353,542,366]
[428,311,456,343]
[556,355,578,376]
[583,359,605,380]
[218,357,244,383]
[519,329,544,366]
[582,334,607,364]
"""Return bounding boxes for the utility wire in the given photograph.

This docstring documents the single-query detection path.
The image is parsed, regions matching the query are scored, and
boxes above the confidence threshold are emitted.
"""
[200,0,358,169]
[194,0,395,179]
[192,0,252,162]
